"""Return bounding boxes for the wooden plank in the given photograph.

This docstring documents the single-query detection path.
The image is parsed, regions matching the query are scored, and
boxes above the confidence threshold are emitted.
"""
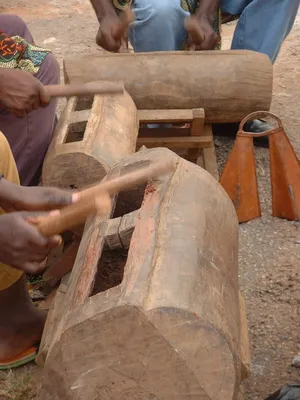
[69,109,91,124]
[105,210,139,250]
[42,238,80,282]
[119,210,139,249]
[187,109,205,163]
[139,127,190,138]
[105,216,122,250]
[202,124,219,180]
[138,109,194,123]
[137,136,212,149]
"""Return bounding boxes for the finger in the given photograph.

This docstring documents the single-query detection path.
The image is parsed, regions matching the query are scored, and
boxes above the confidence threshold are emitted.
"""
[96,27,103,46]
[47,235,63,249]
[42,188,77,208]
[24,249,49,261]
[39,83,51,106]
[11,108,26,118]
[22,260,47,275]
[196,33,219,51]
[105,32,121,52]
[32,100,40,111]
[20,220,49,247]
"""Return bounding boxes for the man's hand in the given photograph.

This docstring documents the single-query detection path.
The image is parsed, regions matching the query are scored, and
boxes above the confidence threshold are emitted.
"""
[0,69,50,118]
[186,0,220,51]
[0,212,61,274]
[0,179,79,213]
[96,16,123,52]
[187,15,220,50]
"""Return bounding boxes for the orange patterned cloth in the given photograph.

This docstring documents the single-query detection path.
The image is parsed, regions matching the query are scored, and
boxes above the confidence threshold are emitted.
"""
[0,29,50,74]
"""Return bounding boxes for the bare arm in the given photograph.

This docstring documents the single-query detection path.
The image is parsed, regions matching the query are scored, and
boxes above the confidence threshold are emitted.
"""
[187,0,220,50]
[195,0,220,24]
[89,0,118,23]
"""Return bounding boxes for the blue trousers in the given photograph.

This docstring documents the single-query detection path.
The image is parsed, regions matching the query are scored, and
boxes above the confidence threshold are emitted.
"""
[129,0,299,63]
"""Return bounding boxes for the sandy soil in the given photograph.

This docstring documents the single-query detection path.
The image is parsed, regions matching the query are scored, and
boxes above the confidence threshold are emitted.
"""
[1,2,300,399]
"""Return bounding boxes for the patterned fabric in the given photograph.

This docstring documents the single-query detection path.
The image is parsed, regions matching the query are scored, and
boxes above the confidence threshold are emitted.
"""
[0,29,50,74]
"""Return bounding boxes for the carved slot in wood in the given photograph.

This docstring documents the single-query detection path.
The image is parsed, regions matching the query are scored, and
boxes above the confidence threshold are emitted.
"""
[65,121,87,143]
[74,96,94,111]
[91,181,147,296]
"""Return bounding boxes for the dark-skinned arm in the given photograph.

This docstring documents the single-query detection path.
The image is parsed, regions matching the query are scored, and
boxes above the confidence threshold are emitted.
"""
[89,0,118,23]
[0,177,76,212]
[190,0,220,50]
[89,0,123,52]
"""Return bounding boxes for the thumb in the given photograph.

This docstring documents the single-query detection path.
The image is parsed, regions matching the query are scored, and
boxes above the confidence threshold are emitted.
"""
[38,82,51,106]
[22,260,47,275]
[25,209,60,224]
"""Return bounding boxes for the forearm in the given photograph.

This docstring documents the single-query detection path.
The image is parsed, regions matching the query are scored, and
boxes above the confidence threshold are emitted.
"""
[196,0,220,22]
[89,0,118,22]
[0,178,20,209]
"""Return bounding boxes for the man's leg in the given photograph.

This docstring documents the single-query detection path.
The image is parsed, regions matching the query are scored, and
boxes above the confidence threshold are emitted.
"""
[129,0,189,52]
[221,0,299,63]
[0,14,59,186]
[0,132,45,361]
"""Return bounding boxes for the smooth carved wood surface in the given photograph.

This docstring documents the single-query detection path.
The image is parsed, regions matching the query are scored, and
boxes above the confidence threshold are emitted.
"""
[39,148,247,400]
[64,50,273,123]
[42,91,139,189]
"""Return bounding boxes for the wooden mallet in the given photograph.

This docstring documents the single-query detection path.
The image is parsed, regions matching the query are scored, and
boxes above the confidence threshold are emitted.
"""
[34,160,175,238]
[45,81,124,98]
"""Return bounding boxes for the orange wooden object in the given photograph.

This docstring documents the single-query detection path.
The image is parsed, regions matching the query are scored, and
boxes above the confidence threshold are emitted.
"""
[219,134,261,223]
[269,125,300,220]
[221,111,300,223]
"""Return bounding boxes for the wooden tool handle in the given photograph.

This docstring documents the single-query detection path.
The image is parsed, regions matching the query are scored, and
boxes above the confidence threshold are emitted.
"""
[35,160,174,237]
[46,82,124,98]
[79,160,175,201]
[112,9,135,41]
[184,16,205,45]
[36,192,111,237]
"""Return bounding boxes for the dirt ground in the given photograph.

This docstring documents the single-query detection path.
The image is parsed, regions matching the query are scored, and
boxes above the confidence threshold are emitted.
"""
[1,1,300,399]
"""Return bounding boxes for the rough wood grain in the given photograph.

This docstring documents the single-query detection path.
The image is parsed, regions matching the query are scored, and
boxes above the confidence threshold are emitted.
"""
[39,148,248,400]
[42,91,139,189]
[64,50,273,123]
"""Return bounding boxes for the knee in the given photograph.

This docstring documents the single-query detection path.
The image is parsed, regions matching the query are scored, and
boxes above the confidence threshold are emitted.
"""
[35,53,60,85]
[0,14,28,37]
[150,1,175,20]
[135,0,180,23]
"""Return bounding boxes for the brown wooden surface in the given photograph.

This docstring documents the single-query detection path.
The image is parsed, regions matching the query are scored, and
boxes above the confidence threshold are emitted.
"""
[46,82,124,98]
[42,90,139,189]
[64,50,273,123]
[201,124,219,180]
[137,135,212,149]
[138,109,194,123]
[39,148,247,400]
[187,108,205,163]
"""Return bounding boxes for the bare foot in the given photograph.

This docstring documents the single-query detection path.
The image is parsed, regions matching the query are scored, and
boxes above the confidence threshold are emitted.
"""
[0,276,46,360]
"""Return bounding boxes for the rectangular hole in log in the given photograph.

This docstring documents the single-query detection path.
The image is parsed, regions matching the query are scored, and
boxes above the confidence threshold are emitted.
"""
[65,121,87,143]
[74,96,94,111]
[91,179,148,296]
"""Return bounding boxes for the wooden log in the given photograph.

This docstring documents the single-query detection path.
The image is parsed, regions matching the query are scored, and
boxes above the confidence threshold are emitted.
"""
[42,91,139,189]
[64,50,273,123]
[38,148,248,400]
